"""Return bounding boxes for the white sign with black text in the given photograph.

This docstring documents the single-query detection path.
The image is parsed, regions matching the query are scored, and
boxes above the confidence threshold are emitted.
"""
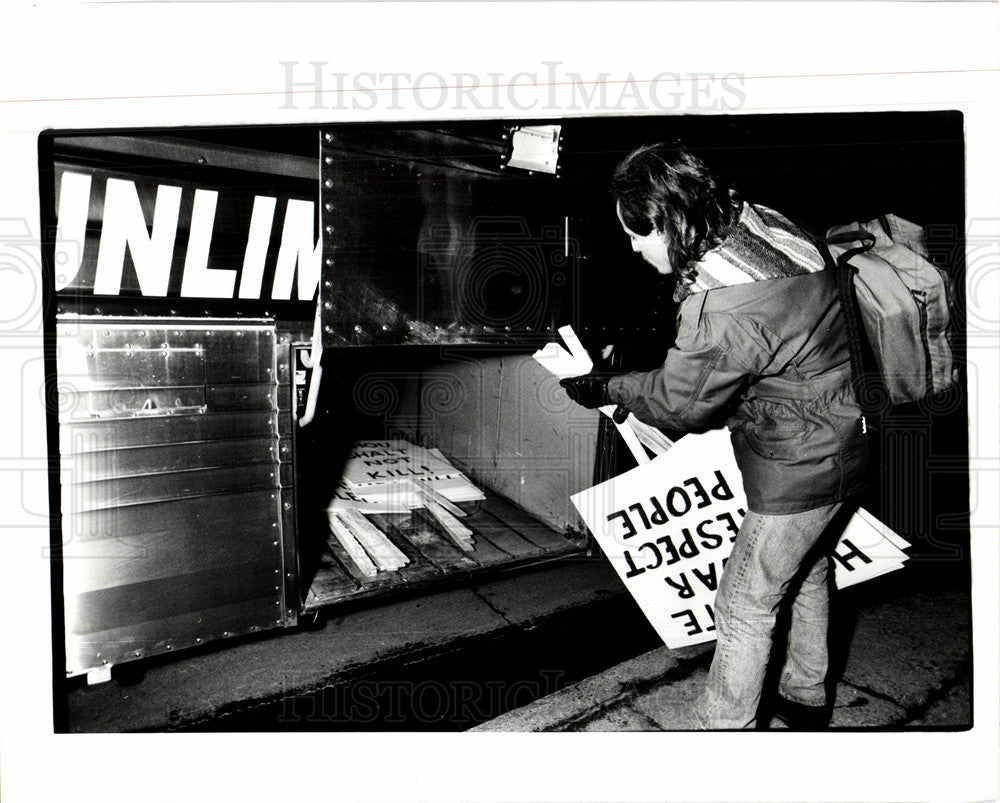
[571,428,910,648]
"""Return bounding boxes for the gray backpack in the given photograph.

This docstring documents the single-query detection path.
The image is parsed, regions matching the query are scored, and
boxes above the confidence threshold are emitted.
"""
[825,214,959,408]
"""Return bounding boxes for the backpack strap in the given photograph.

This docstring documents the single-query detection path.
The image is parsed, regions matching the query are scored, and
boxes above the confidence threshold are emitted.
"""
[825,228,876,268]
[833,256,877,425]
[811,229,885,427]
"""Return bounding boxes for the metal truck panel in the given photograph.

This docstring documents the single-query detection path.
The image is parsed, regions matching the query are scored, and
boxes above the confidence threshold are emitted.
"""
[56,319,290,679]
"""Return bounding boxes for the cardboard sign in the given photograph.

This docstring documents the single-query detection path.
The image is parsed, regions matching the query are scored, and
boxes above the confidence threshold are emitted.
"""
[831,507,910,588]
[333,440,485,512]
[342,439,461,488]
[571,429,910,649]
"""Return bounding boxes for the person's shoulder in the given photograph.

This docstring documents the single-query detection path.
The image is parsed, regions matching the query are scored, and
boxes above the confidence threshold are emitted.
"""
[704,271,833,307]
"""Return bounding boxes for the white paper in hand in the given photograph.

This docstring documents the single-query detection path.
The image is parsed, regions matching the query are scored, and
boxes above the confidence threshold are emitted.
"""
[532,325,593,379]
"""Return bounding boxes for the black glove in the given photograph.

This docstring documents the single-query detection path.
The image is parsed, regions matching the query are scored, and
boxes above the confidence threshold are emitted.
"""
[560,374,610,409]
[560,375,631,422]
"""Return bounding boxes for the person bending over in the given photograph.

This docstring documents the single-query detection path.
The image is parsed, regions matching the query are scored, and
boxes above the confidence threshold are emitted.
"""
[562,143,868,729]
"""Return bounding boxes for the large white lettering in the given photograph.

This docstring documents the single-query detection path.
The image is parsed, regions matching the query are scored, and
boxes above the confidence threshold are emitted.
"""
[58,172,320,302]
[179,189,237,298]
[238,195,277,299]
[54,172,92,291]
[271,199,320,301]
[94,178,181,297]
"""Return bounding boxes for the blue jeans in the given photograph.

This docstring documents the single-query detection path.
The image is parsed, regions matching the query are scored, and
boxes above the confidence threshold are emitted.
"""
[696,501,845,729]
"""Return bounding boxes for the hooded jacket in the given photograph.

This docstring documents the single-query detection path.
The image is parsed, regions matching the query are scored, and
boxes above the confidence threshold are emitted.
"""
[607,207,869,514]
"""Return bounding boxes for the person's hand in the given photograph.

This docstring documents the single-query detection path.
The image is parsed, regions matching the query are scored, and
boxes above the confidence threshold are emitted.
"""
[560,374,612,409]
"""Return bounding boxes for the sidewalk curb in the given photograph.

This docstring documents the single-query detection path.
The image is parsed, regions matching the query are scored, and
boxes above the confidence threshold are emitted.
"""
[470,643,713,732]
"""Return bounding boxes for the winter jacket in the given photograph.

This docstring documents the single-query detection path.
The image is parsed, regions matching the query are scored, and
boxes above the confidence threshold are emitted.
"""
[607,268,869,514]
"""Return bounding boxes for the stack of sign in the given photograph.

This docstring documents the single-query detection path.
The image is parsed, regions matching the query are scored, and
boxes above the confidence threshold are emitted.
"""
[327,439,485,577]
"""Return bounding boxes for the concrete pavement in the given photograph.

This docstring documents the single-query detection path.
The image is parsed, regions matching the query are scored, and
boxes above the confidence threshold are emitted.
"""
[62,556,640,732]
[472,580,971,731]
[62,556,971,733]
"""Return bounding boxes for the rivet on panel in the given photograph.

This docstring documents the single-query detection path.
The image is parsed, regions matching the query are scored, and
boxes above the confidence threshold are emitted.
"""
[325,179,334,188]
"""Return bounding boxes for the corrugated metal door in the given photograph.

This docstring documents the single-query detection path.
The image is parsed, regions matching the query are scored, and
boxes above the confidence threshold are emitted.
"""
[56,318,292,678]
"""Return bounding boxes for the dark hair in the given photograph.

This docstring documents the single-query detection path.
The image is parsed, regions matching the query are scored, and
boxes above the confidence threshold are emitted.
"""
[611,143,741,277]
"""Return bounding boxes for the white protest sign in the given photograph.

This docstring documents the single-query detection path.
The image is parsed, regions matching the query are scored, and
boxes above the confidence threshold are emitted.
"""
[571,428,910,649]
[342,439,459,488]
[831,508,910,589]
[572,428,747,647]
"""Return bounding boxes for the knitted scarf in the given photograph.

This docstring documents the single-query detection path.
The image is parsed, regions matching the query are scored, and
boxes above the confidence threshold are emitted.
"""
[673,202,825,302]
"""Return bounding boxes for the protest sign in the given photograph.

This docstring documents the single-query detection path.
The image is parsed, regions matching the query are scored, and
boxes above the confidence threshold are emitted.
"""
[342,439,459,488]
[571,428,910,649]
[832,507,910,589]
